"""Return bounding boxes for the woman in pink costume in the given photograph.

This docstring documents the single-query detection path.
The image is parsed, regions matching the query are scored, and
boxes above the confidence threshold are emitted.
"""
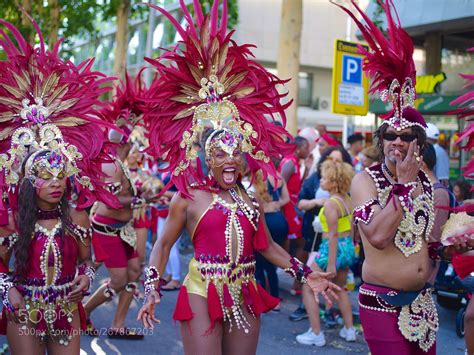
[136,2,340,354]
[0,17,118,354]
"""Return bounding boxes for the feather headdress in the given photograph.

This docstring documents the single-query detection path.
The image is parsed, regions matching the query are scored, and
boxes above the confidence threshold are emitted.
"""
[142,0,293,196]
[450,47,474,212]
[334,0,426,130]
[0,17,120,223]
[100,70,148,142]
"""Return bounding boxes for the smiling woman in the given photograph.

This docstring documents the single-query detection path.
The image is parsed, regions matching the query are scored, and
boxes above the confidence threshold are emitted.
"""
[137,1,341,354]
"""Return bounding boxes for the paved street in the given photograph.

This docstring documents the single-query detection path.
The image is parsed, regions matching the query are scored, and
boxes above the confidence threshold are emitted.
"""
[0,249,467,354]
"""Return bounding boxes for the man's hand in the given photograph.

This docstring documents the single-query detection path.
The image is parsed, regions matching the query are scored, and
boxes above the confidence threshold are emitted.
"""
[396,140,422,184]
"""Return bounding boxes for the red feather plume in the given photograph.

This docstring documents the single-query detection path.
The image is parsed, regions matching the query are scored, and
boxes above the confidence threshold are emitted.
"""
[0,17,120,215]
[141,0,294,197]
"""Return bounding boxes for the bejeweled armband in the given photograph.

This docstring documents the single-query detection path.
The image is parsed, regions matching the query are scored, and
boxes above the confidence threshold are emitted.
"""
[143,266,167,303]
[284,257,313,284]
[78,264,96,295]
[0,273,15,312]
[66,220,92,246]
[353,199,379,225]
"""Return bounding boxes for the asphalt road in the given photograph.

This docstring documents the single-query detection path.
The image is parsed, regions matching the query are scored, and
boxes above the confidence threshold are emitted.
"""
[0,249,467,354]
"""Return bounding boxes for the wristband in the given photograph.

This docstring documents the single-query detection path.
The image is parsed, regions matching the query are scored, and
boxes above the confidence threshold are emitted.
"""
[78,264,96,295]
[284,257,313,284]
[143,266,167,303]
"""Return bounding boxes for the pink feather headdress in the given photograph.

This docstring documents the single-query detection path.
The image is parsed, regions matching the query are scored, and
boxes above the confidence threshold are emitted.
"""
[100,70,148,143]
[0,17,120,223]
[141,0,294,196]
[450,47,474,212]
[334,0,427,131]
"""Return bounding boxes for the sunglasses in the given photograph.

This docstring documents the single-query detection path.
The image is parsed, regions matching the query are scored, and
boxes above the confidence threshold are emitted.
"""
[383,133,416,142]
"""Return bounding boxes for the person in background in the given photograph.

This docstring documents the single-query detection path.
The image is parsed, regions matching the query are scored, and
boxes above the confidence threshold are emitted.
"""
[316,133,339,156]
[290,146,353,323]
[361,145,380,169]
[421,144,451,284]
[453,180,472,205]
[299,127,321,177]
[426,123,450,186]
[296,158,356,346]
[253,170,290,311]
[280,136,310,294]
[347,133,365,172]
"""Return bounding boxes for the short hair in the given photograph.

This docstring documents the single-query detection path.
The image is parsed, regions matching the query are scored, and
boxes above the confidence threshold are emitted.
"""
[361,145,379,162]
[317,146,352,177]
[294,135,308,148]
[422,143,437,171]
[374,123,426,160]
[348,133,364,144]
[454,180,472,201]
[320,159,354,195]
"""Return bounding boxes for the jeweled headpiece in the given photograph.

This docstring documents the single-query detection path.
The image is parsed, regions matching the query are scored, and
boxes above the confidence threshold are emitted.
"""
[0,17,119,222]
[335,0,427,131]
[142,0,293,195]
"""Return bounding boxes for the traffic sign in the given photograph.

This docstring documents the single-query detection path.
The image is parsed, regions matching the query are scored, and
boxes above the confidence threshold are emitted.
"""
[331,39,369,115]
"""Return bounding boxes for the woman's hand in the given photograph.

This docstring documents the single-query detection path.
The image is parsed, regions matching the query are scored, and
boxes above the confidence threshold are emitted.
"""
[6,287,26,324]
[137,290,161,329]
[67,275,90,303]
[306,271,341,308]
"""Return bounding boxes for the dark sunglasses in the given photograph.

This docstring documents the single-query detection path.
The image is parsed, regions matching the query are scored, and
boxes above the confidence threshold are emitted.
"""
[383,132,416,142]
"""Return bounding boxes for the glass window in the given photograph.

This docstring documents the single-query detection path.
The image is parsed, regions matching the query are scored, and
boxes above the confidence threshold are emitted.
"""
[298,72,313,106]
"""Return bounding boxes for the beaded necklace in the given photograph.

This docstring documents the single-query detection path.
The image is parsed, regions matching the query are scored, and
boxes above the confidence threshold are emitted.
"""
[37,207,61,220]
[36,220,63,285]
[367,164,434,257]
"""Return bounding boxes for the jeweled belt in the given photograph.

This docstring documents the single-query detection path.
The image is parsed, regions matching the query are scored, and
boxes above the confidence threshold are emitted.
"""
[359,285,438,352]
[195,254,256,282]
[15,275,76,302]
[92,217,136,248]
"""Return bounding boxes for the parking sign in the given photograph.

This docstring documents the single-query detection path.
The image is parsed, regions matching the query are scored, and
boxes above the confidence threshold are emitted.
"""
[331,39,369,115]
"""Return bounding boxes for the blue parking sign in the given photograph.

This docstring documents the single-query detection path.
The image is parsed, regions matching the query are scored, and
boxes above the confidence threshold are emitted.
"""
[342,55,362,85]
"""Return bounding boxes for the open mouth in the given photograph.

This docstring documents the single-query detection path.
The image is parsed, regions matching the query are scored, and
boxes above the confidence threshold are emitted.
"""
[222,167,237,185]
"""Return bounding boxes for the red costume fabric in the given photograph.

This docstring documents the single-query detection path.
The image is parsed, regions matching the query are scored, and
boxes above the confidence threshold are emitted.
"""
[173,193,278,333]
[359,283,436,355]
[91,214,139,267]
[0,225,88,338]
[279,155,302,239]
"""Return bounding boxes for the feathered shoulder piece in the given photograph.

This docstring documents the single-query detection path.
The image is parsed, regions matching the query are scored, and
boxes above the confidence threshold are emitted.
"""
[142,0,293,196]
[0,17,119,221]
[100,70,147,141]
[334,0,426,130]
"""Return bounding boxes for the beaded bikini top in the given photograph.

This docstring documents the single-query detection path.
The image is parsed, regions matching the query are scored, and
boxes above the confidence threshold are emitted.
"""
[366,164,434,257]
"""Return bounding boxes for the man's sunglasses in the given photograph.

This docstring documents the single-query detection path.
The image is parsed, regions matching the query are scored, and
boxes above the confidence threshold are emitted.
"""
[383,133,416,142]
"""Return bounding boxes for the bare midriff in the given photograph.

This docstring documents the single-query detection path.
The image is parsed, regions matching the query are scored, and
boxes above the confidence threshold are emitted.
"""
[361,234,431,291]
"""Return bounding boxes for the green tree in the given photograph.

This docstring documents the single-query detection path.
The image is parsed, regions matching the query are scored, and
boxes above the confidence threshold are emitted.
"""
[0,0,105,54]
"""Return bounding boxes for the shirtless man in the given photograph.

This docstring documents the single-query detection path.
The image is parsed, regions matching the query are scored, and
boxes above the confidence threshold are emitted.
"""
[85,131,155,338]
[351,121,439,354]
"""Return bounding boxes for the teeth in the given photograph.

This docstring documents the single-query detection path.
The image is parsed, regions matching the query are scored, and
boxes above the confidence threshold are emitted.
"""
[223,168,235,172]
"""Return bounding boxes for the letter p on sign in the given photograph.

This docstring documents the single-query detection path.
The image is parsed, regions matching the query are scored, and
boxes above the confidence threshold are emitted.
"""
[342,55,362,85]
